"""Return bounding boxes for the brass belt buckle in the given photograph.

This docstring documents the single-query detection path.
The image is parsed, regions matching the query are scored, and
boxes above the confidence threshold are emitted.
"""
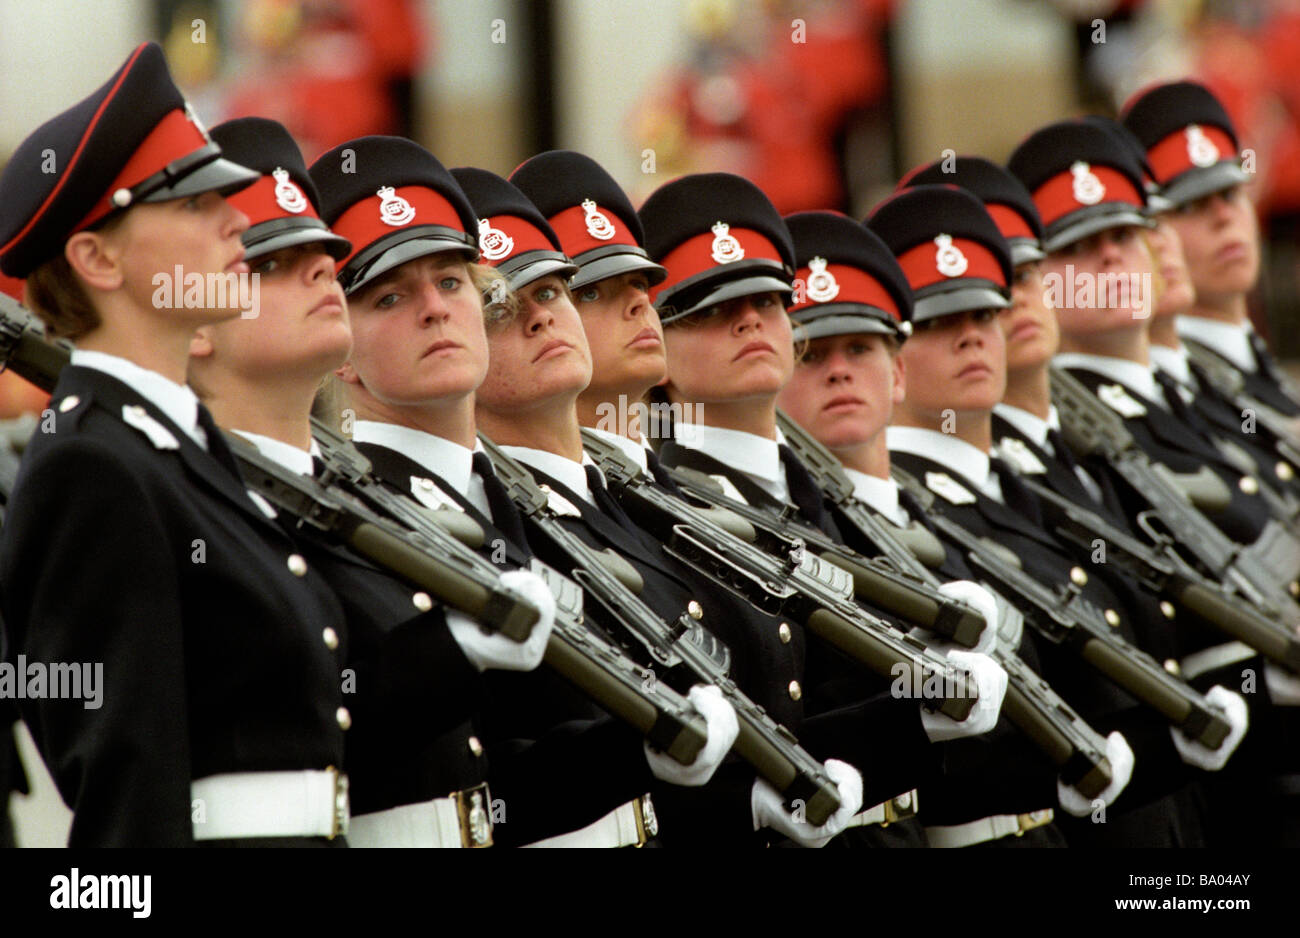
[632,793,658,847]
[1015,808,1053,836]
[882,789,918,826]
[455,782,494,848]
[329,766,350,840]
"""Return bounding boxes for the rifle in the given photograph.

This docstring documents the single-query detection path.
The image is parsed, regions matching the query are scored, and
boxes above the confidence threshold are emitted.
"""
[894,467,1234,750]
[1019,473,1300,676]
[481,436,844,825]
[580,429,980,722]
[1051,364,1300,624]
[741,420,1115,797]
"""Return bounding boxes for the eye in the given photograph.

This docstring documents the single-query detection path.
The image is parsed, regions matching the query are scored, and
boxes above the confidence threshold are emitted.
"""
[973,308,997,323]
[251,257,280,276]
[799,349,823,365]
[576,286,601,303]
[753,292,781,309]
[629,276,651,293]
[847,341,870,356]
[439,276,462,291]
[533,285,558,303]
[374,292,401,310]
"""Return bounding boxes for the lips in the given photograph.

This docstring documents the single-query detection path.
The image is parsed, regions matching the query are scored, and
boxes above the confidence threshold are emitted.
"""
[627,327,662,349]
[1216,241,1248,263]
[533,338,573,362]
[733,340,775,361]
[957,362,993,380]
[422,338,461,358]
[1007,318,1042,343]
[822,394,864,414]
[226,250,248,275]
[308,294,344,317]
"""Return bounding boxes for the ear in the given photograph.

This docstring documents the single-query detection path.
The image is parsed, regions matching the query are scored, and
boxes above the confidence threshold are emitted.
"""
[334,359,362,385]
[63,230,124,293]
[891,348,906,406]
[189,325,215,360]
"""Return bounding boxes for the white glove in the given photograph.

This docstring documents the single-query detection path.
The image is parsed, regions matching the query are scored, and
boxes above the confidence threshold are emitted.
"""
[1171,685,1249,771]
[446,568,555,672]
[934,580,1000,655]
[751,758,864,848]
[1057,731,1134,817]
[644,684,739,786]
[1264,662,1300,706]
[919,650,1007,742]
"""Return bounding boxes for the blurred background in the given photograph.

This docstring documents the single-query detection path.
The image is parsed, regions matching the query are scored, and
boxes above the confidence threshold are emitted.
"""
[1,0,1299,417]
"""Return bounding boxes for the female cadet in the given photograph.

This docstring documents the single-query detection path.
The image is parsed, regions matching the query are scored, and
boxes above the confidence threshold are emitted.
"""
[0,44,352,846]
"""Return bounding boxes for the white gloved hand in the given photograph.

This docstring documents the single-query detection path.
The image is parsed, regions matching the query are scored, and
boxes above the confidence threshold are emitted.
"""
[933,580,1000,655]
[919,650,1007,743]
[1171,685,1249,771]
[644,684,739,786]
[1264,662,1300,706]
[751,758,864,848]
[446,568,555,672]
[1057,731,1134,817]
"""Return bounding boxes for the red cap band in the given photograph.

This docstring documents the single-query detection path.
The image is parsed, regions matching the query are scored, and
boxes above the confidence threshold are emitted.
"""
[651,226,783,304]
[1032,164,1144,229]
[226,174,322,227]
[76,108,211,231]
[984,203,1036,242]
[789,262,900,320]
[476,214,558,266]
[896,237,1006,292]
[1146,125,1239,186]
[548,202,638,258]
[331,185,466,268]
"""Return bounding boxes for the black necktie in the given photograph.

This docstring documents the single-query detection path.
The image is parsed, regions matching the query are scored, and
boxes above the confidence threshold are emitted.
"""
[1249,331,1279,382]
[472,451,531,549]
[584,464,639,530]
[1045,427,1080,473]
[196,404,242,479]
[1153,368,1202,429]
[778,443,829,525]
[990,456,1044,527]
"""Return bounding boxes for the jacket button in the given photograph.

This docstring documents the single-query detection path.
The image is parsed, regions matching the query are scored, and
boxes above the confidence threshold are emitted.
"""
[1163,658,1182,676]
[1104,609,1121,628]
[58,395,80,413]
[687,600,704,620]
[1239,476,1258,495]
[418,477,435,491]
[287,554,308,577]
[788,680,802,701]
[778,623,792,644]
[336,707,352,731]
[468,736,484,757]
[1159,601,1176,619]
[1069,567,1088,587]
[1277,461,1294,482]
[412,591,433,612]
[322,627,339,650]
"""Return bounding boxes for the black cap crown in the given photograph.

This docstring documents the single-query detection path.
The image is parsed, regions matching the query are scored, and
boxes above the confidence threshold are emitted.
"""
[509,150,666,290]
[639,173,794,324]
[309,136,478,295]
[783,211,912,341]
[866,184,1012,323]
[1121,80,1249,207]
[0,42,257,278]
[450,166,577,291]
[900,156,1045,266]
[210,118,350,261]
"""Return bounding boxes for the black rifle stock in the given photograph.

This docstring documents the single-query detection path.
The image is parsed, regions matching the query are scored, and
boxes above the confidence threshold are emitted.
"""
[894,468,1233,750]
[481,436,844,825]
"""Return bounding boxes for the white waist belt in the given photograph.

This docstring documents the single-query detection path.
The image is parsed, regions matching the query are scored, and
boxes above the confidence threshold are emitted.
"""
[348,783,493,848]
[191,768,348,841]
[926,809,1054,848]
[1181,641,1256,680]
[523,794,657,848]
[844,789,919,829]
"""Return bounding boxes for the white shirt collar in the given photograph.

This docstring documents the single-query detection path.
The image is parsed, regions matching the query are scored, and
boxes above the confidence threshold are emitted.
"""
[1054,352,1164,406]
[1148,343,1194,386]
[992,402,1051,449]
[886,425,1000,500]
[1176,316,1256,373]
[234,430,319,477]
[71,348,205,448]
[584,426,649,474]
[842,467,907,526]
[351,420,478,497]
[500,445,597,504]
[673,422,789,504]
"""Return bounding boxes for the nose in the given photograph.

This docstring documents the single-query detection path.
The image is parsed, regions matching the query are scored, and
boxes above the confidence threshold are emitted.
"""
[303,250,336,284]
[729,299,764,334]
[524,293,556,334]
[622,281,652,320]
[221,197,250,238]
[955,312,986,349]
[416,278,450,326]
[823,346,853,384]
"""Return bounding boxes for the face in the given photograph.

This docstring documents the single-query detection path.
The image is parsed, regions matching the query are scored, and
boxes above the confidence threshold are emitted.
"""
[896,308,1006,423]
[1000,260,1059,371]
[339,252,489,406]
[1041,225,1153,339]
[107,190,250,322]
[1165,184,1260,303]
[662,290,794,407]
[777,332,902,450]
[204,243,350,378]
[476,274,593,413]
[572,270,667,394]
[1145,216,1196,318]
